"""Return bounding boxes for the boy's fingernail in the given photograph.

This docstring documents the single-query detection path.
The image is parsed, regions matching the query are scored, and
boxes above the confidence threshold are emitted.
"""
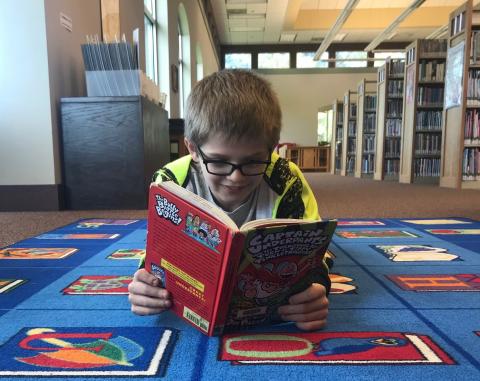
[152,278,159,286]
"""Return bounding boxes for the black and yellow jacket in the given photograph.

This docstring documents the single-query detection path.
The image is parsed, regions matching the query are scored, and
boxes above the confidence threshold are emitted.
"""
[151,152,331,294]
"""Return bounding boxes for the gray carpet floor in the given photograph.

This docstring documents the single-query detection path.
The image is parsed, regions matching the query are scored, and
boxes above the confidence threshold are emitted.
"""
[1,173,479,247]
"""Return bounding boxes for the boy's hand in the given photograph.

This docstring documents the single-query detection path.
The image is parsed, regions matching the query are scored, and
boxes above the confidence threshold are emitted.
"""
[278,283,328,331]
[128,269,171,315]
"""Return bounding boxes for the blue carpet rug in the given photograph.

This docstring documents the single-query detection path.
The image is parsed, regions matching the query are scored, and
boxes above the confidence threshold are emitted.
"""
[1,217,479,380]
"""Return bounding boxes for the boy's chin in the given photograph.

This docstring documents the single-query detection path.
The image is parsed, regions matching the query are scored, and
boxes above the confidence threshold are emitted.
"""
[215,191,251,212]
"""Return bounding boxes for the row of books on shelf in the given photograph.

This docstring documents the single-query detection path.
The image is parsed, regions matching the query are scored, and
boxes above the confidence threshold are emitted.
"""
[364,114,376,131]
[363,136,375,152]
[386,119,402,136]
[387,99,403,117]
[387,80,404,96]
[349,104,357,118]
[415,133,441,155]
[335,158,342,171]
[414,158,441,177]
[348,122,356,135]
[384,159,400,175]
[388,61,405,76]
[347,140,356,152]
[464,109,480,140]
[346,157,355,172]
[467,69,480,100]
[365,95,377,110]
[470,31,480,65]
[417,87,444,106]
[336,127,343,140]
[337,113,344,124]
[462,148,480,180]
[385,139,401,157]
[362,155,375,174]
[418,60,445,82]
[416,111,443,130]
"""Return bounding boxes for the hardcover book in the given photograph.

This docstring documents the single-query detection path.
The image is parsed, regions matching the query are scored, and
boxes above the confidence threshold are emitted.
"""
[145,181,336,336]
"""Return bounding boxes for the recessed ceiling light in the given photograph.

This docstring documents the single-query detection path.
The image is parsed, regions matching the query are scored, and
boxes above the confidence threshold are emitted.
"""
[229,26,265,32]
[279,32,297,42]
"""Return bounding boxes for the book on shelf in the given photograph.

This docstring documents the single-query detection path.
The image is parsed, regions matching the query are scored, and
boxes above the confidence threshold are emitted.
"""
[144,181,337,336]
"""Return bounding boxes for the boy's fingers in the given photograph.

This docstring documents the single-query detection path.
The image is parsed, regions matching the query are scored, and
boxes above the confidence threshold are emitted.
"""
[295,319,327,331]
[133,269,161,287]
[288,283,326,305]
[128,293,171,309]
[130,304,169,316]
[280,308,328,323]
[128,279,169,299]
[278,293,328,316]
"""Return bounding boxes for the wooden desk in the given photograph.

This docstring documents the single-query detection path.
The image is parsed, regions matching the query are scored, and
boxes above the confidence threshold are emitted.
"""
[286,146,330,172]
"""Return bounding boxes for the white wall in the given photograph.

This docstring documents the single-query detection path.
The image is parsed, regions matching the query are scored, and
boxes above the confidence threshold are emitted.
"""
[262,71,377,146]
[44,0,102,183]
[0,0,102,186]
[0,0,54,185]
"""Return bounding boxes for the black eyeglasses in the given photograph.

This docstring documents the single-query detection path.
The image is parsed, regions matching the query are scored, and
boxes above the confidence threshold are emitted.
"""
[196,146,271,176]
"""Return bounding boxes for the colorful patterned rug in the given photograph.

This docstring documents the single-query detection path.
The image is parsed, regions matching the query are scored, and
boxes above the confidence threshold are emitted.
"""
[1,217,479,380]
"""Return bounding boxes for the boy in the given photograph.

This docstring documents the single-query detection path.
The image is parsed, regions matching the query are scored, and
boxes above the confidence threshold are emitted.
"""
[128,69,330,331]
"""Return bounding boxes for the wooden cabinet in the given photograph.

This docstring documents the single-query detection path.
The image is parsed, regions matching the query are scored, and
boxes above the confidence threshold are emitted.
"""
[60,96,170,209]
[286,146,330,172]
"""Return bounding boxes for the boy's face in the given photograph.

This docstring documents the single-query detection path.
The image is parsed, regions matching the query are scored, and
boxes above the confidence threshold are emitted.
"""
[186,134,271,212]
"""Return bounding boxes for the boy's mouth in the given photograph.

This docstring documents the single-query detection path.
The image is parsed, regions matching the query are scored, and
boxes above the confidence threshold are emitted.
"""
[222,184,249,192]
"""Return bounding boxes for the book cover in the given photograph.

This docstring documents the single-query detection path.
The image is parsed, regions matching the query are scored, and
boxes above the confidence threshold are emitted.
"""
[145,182,336,336]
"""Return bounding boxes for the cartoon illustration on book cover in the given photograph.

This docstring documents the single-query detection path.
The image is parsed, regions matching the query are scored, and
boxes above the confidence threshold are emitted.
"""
[227,223,332,328]
[182,213,222,252]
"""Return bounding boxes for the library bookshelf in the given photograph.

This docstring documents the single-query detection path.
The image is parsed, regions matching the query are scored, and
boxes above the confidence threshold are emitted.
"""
[341,90,357,176]
[331,100,344,174]
[355,78,377,178]
[441,0,480,190]
[374,58,405,181]
[400,39,447,185]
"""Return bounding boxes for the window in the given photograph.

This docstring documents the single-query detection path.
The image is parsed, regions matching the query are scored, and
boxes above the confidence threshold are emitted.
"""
[196,45,203,81]
[224,53,252,69]
[178,26,184,117]
[318,110,333,144]
[144,0,157,83]
[374,51,406,67]
[258,52,290,69]
[335,51,368,68]
[296,51,329,68]
[177,3,191,118]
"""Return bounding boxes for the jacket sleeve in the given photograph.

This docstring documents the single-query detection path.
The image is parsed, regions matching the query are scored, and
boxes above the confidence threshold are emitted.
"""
[287,161,320,220]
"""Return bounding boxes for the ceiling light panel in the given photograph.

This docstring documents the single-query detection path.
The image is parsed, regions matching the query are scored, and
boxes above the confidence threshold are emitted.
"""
[229,26,264,32]
[279,32,297,42]
[247,3,267,14]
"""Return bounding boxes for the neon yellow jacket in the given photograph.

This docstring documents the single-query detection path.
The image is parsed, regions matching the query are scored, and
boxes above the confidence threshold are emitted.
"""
[152,152,320,220]
[149,152,331,294]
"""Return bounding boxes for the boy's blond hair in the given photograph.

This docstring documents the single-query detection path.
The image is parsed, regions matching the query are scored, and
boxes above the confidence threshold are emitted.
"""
[184,69,281,149]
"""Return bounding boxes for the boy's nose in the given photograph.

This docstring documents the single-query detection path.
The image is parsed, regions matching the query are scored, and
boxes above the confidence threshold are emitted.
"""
[227,167,246,181]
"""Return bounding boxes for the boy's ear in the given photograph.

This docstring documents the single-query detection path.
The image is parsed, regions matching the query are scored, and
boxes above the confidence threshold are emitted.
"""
[184,138,199,161]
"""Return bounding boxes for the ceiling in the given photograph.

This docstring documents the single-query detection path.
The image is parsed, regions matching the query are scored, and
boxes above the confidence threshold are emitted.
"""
[210,0,471,48]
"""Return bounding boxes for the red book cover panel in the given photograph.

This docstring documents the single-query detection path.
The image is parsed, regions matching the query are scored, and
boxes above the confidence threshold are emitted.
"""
[145,185,233,335]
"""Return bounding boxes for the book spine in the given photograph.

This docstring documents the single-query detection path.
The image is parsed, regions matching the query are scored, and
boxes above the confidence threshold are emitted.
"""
[210,232,246,336]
